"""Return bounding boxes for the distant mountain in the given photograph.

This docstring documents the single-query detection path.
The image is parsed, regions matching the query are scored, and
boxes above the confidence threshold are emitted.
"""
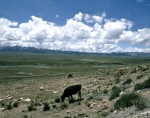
[0,46,150,57]
[0,46,50,53]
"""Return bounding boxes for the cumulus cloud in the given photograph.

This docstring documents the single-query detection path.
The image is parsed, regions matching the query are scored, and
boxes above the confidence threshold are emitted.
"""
[74,12,83,21]
[0,12,150,53]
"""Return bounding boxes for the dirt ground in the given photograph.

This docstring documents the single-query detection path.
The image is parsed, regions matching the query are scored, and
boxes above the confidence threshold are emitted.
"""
[0,66,150,118]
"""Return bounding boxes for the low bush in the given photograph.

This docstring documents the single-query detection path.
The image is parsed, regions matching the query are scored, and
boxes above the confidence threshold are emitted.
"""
[133,95,147,110]
[103,89,108,94]
[134,83,143,91]
[61,102,68,109]
[34,101,41,106]
[114,92,147,110]
[55,97,61,103]
[27,105,34,111]
[109,86,121,101]
[136,75,143,79]
[27,103,36,111]
[123,79,132,85]
[52,104,57,108]
[112,86,117,90]
[43,102,50,111]
[13,102,19,107]
[1,102,5,107]
[134,77,150,91]
[6,103,13,110]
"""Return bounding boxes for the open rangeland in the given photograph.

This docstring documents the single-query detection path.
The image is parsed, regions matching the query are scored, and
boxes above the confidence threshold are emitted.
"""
[0,52,150,118]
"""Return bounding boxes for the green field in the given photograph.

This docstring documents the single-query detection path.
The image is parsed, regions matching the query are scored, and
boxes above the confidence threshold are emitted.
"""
[0,51,150,84]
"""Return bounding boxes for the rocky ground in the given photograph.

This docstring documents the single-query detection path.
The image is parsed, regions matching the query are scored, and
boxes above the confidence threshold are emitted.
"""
[0,66,150,118]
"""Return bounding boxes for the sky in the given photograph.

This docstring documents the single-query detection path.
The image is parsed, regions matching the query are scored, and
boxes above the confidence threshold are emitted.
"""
[0,0,150,53]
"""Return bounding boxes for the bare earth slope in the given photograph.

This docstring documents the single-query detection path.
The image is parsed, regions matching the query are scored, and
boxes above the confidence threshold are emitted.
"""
[0,66,150,118]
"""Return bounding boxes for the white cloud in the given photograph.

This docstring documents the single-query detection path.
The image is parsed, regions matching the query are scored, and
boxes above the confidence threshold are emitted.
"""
[136,0,144,3]
[84,14,92,23]
[0,12,150,53]
[84,12,106,24]
[74,12,83,21]
[120,28,150,46]
[0,18,18,27]
[92,16,103,23]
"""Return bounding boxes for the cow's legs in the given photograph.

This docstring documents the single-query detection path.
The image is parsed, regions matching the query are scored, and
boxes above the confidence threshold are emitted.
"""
[78,91,81,100]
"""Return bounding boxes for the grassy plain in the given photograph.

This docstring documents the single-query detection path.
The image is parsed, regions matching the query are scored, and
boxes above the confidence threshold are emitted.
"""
[0,51,150,118]
[0,52,149,77]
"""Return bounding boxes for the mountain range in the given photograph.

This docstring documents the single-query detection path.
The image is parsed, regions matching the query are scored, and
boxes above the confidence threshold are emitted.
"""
[0,46,150,57]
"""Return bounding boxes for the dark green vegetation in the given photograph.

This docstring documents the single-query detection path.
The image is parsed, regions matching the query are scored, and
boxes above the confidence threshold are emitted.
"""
[123,78,132,85]
[114,92,147,110]
[109,86,121,101]
[134,77,150,91]
[2,101,19,110]
[43,102,50,111]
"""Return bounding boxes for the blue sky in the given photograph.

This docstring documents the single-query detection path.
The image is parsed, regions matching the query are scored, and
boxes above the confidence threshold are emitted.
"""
[0,0,150,53]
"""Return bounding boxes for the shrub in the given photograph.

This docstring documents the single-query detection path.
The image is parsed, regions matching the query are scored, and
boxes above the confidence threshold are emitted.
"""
[109,86,121,101]
[13,102,19,107]
[52,104,57,108]
[1,102,5,107]
[136,75,143,79]
[123,79,132,85]
[134,77,150,91]
[27,104,36,111]
[27,105,33,111]
[43,102,50,111]
[134,83,143,91]
[6,103,13,110]
[103,89,108,94]
[55,97,61,103]
[133,95,147,110]
[61,102,68,109]
[112,86,117,90]
[114,92,147,110]
[34,101,41,106]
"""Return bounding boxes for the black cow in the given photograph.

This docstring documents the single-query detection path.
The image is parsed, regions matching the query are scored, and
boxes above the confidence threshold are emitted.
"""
[68,73,73,79]
[61,84,82,102]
